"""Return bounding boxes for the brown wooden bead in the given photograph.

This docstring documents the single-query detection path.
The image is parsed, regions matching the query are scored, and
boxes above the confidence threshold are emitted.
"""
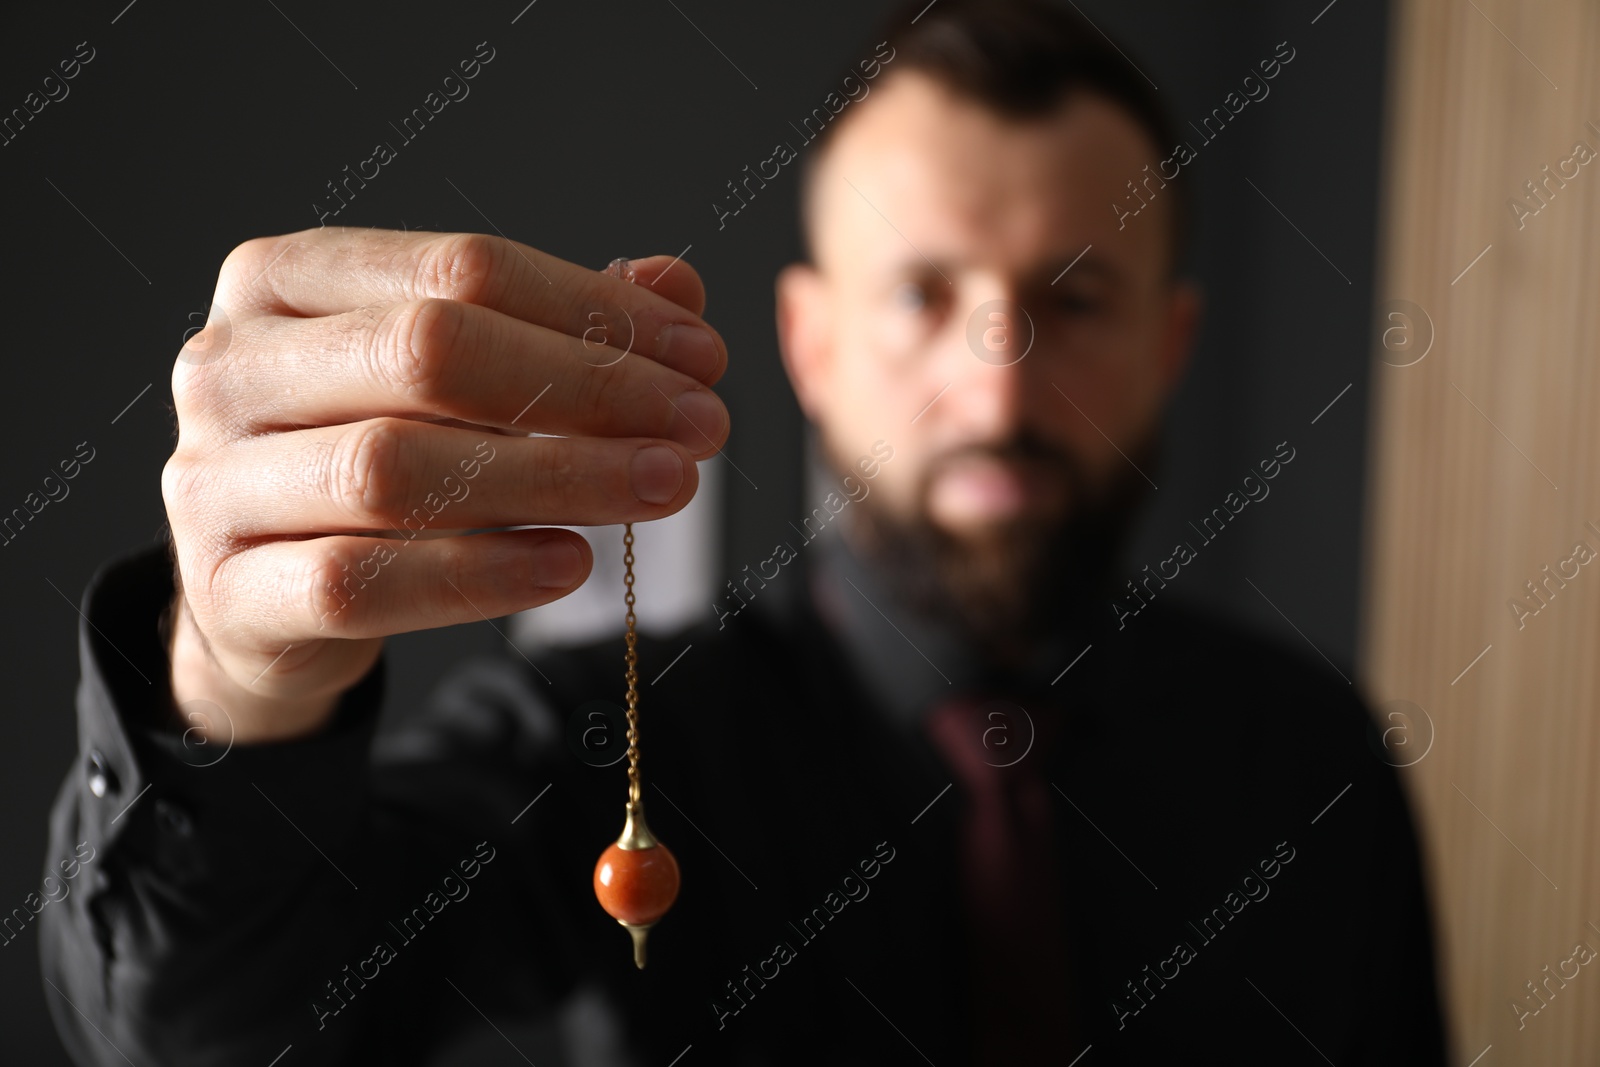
[594,842,680,926]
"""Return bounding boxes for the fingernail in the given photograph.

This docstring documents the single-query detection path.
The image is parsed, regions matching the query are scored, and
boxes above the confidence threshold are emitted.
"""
[655,324,722,381]
[529,539,585,588]
[630,445,685,504]
[669,389,727,449]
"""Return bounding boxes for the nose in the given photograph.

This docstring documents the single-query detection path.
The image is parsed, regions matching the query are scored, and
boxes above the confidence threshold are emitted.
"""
[941,289,1034,439]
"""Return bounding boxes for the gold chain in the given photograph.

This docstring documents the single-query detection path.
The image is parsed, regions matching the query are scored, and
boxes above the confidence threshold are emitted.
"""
[623,522,640,808]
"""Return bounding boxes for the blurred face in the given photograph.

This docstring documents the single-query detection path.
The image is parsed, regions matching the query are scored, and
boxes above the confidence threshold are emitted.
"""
[777,71,1198,652]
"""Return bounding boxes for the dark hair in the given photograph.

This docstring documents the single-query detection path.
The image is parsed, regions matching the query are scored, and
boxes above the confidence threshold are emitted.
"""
[800,0,1189,272]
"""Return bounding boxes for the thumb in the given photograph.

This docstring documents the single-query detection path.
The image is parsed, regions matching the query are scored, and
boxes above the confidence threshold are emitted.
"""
[604,254,707,318]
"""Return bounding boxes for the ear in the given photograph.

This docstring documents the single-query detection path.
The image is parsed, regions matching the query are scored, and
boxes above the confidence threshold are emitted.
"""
[1157,279,1202,395]
[775,262,834,422]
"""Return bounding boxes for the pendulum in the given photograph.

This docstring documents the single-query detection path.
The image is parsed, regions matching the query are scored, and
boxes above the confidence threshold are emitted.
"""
[592,524,681,966]
[592,522,681,968]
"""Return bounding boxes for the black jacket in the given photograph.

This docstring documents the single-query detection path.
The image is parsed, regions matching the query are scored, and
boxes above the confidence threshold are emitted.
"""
[41,539,1449,1065]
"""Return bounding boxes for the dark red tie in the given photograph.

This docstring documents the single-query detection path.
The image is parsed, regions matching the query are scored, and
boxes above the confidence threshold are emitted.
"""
[924,696,1074,1063]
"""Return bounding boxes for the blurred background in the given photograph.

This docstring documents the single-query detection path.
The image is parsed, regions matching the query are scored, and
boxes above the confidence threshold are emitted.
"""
[0,0,1594,1061]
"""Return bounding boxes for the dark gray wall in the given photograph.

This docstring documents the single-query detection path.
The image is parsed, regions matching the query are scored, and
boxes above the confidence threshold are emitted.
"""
[1093,0,1388,673]
[0,0,1386,1060]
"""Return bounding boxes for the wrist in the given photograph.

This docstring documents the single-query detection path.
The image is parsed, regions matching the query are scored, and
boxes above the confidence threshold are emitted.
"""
[167,594,346,744]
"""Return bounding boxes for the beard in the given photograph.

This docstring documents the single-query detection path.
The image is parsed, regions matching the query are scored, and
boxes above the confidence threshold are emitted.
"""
[834,426,1159,664]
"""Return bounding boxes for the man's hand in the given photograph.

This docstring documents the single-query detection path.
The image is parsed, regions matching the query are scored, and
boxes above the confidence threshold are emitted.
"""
[163,229,728,742]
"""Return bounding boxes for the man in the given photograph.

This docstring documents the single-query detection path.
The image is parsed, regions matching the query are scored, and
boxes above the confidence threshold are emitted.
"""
[42,1,1448,1064]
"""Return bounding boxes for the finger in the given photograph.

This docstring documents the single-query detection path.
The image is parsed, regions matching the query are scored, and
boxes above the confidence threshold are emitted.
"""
[209,528,594,645]
[606,254,707,318]
[188,300,729,458]
[212,229,726,384]
[181,419,698,539]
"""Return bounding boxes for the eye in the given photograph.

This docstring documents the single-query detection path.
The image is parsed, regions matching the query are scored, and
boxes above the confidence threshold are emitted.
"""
[1054,290,1101,315]
[892,281,931,312]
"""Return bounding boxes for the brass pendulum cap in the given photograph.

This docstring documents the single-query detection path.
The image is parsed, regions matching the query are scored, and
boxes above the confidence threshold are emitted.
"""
[618,797,659,850]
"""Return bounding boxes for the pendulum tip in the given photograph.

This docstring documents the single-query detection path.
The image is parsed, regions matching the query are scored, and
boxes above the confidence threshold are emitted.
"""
[624,921,651,969]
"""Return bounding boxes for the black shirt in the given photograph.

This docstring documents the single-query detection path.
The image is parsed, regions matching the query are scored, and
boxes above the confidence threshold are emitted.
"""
[41,536,1448,1065]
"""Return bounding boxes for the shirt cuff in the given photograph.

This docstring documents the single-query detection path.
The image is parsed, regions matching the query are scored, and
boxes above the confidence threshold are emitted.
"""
[71,541,386,888]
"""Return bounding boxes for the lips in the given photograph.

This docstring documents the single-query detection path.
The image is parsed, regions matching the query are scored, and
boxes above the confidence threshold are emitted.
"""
[928,457,1053,524]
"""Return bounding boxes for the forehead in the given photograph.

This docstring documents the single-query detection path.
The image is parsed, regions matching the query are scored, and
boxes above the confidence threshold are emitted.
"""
[810,71,1169,278]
